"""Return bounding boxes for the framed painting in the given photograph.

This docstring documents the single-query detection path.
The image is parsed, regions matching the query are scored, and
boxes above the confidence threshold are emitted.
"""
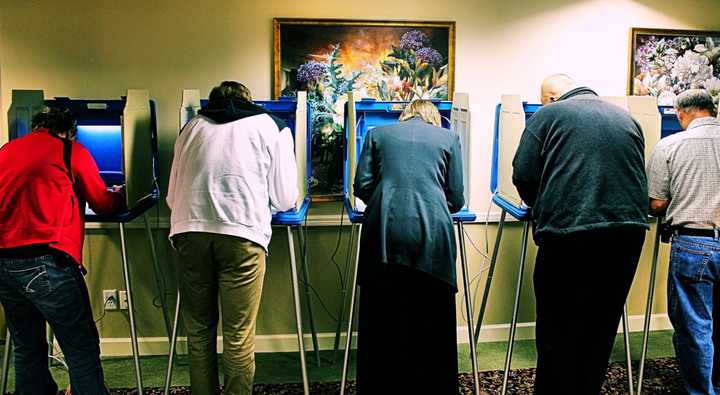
[274,18,456,200]
[629,28,720,106]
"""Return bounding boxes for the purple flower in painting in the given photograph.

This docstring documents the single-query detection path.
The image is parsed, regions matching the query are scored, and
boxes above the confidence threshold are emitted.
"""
[399,30,430,51]
[297,61,327,83]
[416,47,443,66]
[635,36,679,73]
[635,36,659,72]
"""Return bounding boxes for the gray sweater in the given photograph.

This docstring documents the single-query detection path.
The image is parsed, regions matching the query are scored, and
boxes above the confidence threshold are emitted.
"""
[354,118,464,289]
[512,87,649,242]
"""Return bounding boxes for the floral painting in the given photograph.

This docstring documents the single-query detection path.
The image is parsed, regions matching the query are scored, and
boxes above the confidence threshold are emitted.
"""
[274,19,455,199]
[630,28,720,106]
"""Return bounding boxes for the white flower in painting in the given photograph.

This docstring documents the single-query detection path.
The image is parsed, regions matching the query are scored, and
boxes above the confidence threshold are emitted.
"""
[694,44,708,53]
[640,72,672,97]
[659,48,680,71]
[704,77,720,95]
[671,51,714,89]
[658,90,677,106]
[654,74,671,93]
[387,75,403,92]
[704,77,720,105]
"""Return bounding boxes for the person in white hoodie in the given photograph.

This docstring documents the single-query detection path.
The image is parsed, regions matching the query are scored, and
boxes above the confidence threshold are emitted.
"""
[166,81,298,395]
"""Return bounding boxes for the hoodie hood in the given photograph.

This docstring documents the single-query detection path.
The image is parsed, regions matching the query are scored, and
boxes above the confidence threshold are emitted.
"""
[198,98,270,124]
[194,98,288,134]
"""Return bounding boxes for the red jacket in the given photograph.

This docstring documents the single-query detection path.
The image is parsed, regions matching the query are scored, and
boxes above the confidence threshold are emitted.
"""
[0,129,124,266]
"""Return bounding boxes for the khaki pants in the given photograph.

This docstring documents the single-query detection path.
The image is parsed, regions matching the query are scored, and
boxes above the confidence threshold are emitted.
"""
[174,232,266,395]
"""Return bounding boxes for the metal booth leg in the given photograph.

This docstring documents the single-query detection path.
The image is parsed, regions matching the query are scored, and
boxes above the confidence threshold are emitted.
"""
[340,224,361,395]
[637,218,662,395]
[1,327,11,395]
[287,226,310,395]
[501,220,531,395]
[143,214,172,340]
[333,224,357,364]
[119,223,144,394]
[474,209,508,345]
[163,288,181,395]
[457,221,481,395]
[297,227,321,367]
[622,305,634,395]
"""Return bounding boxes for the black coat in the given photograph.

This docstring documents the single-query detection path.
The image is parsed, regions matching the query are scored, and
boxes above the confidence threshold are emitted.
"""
[353,117,465,290]
[512,87,649,242]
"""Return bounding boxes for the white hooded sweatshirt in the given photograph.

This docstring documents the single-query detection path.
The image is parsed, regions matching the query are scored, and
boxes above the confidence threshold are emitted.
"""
[166,101,298,250]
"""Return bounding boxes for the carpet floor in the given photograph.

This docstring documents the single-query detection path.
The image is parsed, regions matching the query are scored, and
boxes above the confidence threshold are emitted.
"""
[105,358,682,394]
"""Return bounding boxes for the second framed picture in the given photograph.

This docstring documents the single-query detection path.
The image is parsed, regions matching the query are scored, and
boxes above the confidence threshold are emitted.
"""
[274,18,456,200]
[629,28,720,106]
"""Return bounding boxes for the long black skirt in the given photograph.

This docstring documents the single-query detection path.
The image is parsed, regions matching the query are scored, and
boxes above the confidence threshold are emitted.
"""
[356,264,459,394]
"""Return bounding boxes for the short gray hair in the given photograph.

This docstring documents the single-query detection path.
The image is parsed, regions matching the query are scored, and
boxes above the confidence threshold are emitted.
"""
[674,89,718,116]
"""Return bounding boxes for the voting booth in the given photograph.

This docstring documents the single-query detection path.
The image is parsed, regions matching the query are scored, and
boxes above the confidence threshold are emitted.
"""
[343,94,475,221]
[659,106,684,137]
[4,89,164,395]
[338,93,482,395]
[163,90,314,395]
[483,94,664,395]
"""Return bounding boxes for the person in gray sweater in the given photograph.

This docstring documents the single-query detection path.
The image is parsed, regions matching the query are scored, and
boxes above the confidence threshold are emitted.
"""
[513,75,649,394]
[353,99,464,394]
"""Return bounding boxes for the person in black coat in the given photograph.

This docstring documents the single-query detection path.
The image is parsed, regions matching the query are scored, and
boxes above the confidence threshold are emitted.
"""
[353,99,465,394]
[513,74,648,394]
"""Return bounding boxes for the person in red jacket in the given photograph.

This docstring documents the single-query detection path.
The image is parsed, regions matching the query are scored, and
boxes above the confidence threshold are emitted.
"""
[0,107,124,395]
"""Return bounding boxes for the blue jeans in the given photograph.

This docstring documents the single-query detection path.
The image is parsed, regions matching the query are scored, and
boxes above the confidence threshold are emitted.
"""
[668,235,720,395]
[0,253,106,395]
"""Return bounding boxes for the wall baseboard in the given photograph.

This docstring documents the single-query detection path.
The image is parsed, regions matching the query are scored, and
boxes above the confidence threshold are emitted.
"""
[97,314,673,356]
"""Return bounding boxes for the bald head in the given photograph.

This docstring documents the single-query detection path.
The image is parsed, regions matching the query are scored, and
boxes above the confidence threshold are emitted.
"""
[541,74,578,105]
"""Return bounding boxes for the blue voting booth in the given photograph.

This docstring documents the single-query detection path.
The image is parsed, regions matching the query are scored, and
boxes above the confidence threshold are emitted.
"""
[342,97,476,223]
[258,99,312,224]
[163,91,315,395]
[4,90,164,395]
[659,105,684,137]
[7,93,161,219]
[338,94,483,395]
[489,102,539,220]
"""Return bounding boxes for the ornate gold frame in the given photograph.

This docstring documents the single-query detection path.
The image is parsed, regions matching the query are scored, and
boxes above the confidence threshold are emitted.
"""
[627,27,720,95]
[273,18,456,100]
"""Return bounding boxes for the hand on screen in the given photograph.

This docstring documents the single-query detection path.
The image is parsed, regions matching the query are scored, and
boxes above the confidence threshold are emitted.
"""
[112,185,125,194]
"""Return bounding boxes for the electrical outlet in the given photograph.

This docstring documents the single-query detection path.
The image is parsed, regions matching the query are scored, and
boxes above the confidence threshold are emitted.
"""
[103,290,118,310]
[118,290,128,310]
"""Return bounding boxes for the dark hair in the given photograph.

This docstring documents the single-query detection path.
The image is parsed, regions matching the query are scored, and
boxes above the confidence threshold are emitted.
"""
[31,107,77,136]
[208,81,252,103]
[674,89,718,117]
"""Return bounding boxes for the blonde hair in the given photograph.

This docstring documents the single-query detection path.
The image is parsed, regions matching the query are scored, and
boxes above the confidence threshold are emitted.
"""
[399,100,442,127]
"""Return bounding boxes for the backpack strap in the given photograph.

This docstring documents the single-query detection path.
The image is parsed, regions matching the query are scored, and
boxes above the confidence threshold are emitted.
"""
[62,139,74,183]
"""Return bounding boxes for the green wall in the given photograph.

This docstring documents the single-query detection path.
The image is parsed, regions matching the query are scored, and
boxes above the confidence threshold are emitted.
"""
[0,207,664,355]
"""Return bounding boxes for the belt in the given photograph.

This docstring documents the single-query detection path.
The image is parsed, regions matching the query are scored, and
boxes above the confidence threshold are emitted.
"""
[675,227,718,238]
[0,244,56,259]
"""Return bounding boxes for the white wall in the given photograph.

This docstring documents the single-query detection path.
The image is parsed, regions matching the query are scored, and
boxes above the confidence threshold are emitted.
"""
[2,0,718,215]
